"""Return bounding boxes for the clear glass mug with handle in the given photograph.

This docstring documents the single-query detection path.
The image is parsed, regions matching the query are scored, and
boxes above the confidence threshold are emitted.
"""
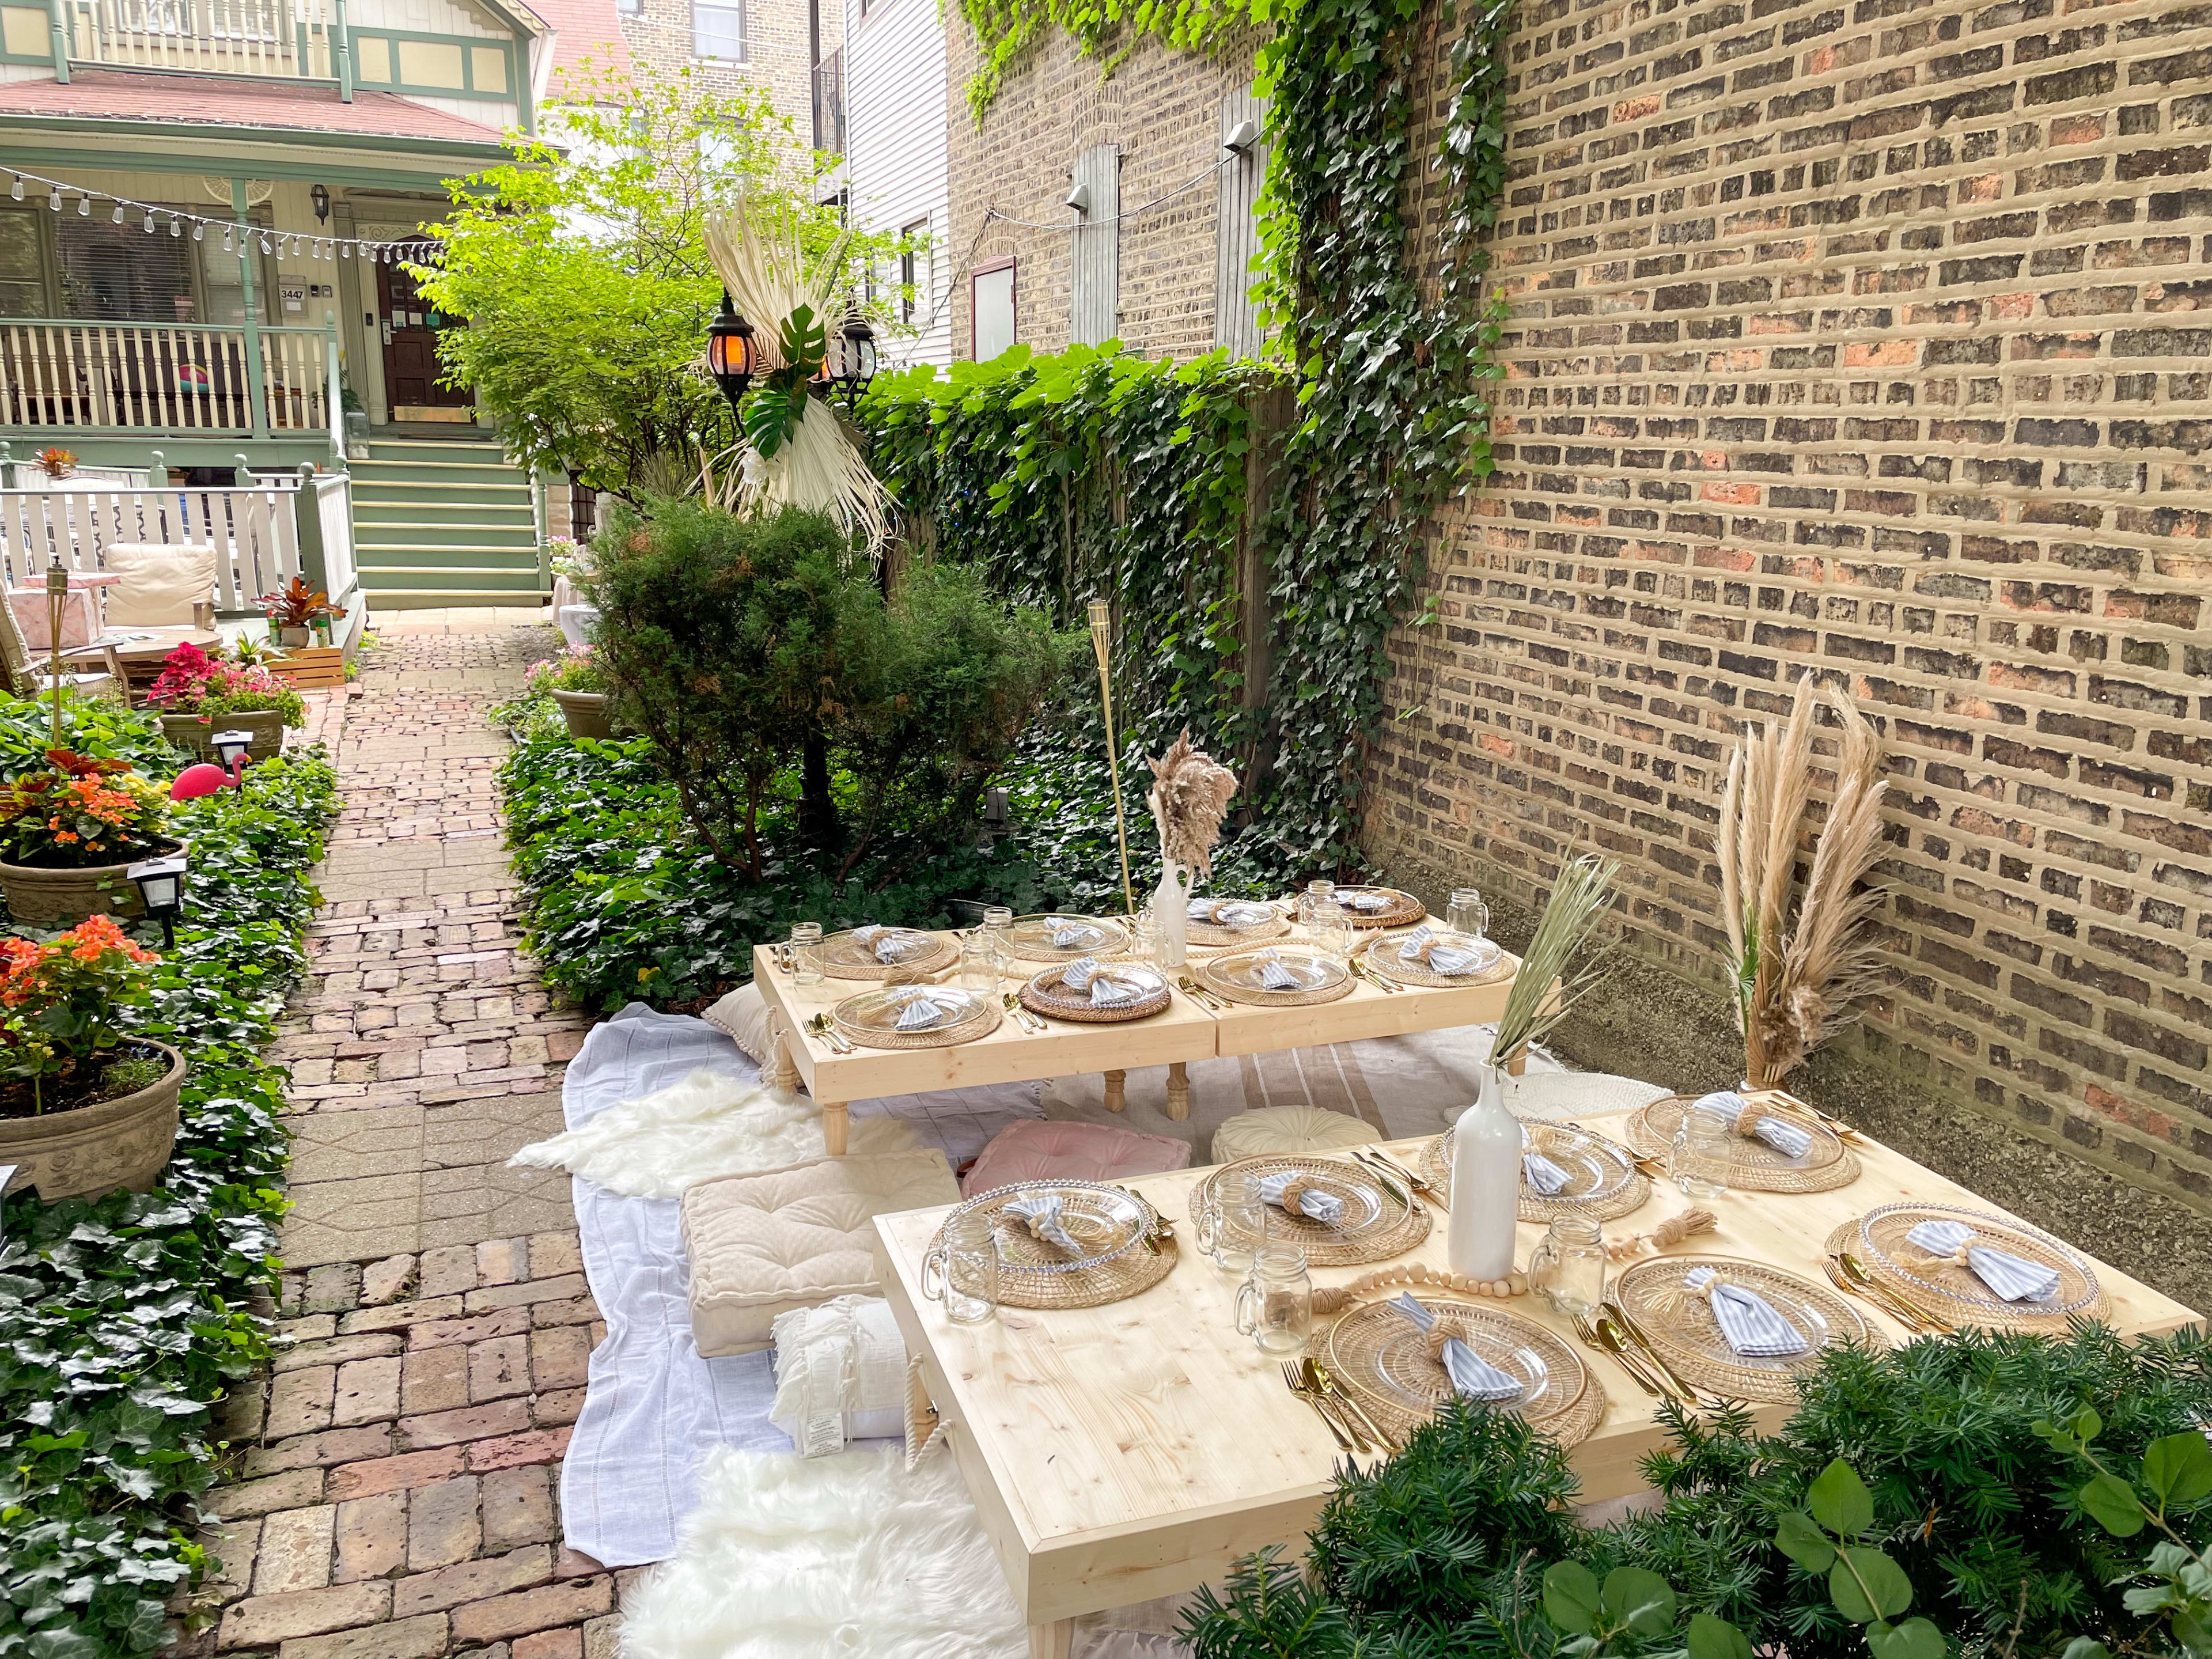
[1528,1214,1607,1317]
[1445,888,1489,942]
[1234,1241,1314,1354]
[1671,1101,1733,1199]
[1308,897,1354,963]
[920,1210,1000,1325]
[789,920,824,987]
[1192,1169,1267,1272]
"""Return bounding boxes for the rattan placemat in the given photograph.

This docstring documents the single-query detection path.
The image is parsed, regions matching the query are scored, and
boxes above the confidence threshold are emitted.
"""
[1196,949,1357,1007]
[1317,1296,1607,1446]
[1331,887,1427,929]
[1625,1094,1861,1194]
[1197,1155,1431,1266]
[1611,1253,1883,1402]
[815,929,957,980]
[1002,914,1131,963]
[830,988,1002,1050]
[1018,964,1172,1024]
[943,1180,1178,1309]
[1422,1123,1653,1221]
[1360,933,1514,989]
[1190,914,1291,948]
[1823,1203,2109,1331]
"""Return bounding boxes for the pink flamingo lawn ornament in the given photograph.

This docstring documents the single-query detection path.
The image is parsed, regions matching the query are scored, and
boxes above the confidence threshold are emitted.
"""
[170,751,249,800]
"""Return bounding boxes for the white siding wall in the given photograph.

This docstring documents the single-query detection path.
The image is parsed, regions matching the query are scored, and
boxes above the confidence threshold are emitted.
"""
[842,0,948,367]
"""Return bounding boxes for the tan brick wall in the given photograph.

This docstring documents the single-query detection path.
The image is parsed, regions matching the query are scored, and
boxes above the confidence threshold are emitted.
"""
[944,20,1258,359]
[618,0,835,153]
[1367,0,2212,1209]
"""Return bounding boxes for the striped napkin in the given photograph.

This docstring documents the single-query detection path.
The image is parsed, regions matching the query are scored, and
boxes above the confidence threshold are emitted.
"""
[1339,889,1394,911]
[1043,916,1105,950]
[1692,1090,1814,1160]
[1002,1192,1084,1254]
[1684,1266,1809,1357]
[1389,1293,1524,1402]
[1256,1170,1345,1225]
[852,924,929,963]
[1521,1131,1573,1196]
[1253,949,1302,991]
[1397,923,1487,978]
[889,987,957,1032]
[1906,1218,2060,1302]
[1188,898,1276,930]
[1060,957,1150,1007]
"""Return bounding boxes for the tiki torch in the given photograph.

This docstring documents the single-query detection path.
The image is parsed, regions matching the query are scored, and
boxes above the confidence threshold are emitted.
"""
[1086,599,1136,915]
[44,557,66,747]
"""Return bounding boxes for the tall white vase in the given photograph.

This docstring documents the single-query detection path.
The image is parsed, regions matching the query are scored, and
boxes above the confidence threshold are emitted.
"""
[1152,857,1191,967]
[1447,1063,1520,1280]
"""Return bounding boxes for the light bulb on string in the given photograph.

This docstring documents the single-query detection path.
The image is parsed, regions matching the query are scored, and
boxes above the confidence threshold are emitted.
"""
[192,222,203,241]
[111,203,124,224]
[9,177,21,200]
[143,211,156,233]
[47,190,60,212]
[259,236,272,254]
[77,194,89,216]
[169,217,181,237]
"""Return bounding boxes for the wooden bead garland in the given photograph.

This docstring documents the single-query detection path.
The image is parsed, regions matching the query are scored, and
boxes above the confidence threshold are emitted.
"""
[1601,1206,1716,1263]
[1310,1261,1529,1315]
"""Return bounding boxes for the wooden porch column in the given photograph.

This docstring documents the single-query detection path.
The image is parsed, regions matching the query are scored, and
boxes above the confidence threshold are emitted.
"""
[232,180,269,443]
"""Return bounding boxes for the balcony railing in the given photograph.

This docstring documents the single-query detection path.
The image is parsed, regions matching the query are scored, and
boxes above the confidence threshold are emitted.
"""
[0,319,340,450]
[813,46,844,157]
[66,0,336,78]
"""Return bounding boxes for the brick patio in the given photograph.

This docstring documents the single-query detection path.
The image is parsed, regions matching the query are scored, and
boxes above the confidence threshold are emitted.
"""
[181,613,620,1659]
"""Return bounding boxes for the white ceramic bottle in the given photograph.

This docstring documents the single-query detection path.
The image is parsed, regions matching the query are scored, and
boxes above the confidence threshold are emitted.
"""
[1447,1065,1521,1279]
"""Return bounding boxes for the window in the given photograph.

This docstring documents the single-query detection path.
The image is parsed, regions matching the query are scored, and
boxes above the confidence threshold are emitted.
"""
[693,0,743,58]
[0,210,47,317]
[972,257,1014,360]
[58,215,196,323]
[899,218,927,326]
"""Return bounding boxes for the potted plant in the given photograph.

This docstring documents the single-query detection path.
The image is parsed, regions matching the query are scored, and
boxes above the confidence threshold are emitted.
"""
[529,643,614,740]
[0,914,187,1200]
[260,575,343,648]
[146,639,305,762]
[33,445,75,480]
[0,749,182,926]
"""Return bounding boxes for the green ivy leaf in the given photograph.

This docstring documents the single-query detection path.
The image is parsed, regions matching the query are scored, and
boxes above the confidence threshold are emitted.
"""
[1831,1548,1914,1622]
[2061,1638,2113,1659]
[1808,1458,1875,1538]
[2078,1472,2149,1537]
[1542,1560,1603,1636]
[1868,1617,1947,1659]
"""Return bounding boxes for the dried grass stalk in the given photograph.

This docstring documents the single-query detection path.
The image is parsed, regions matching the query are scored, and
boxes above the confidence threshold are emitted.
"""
[1144,730,1238,879]
[1491,851,1620,1069]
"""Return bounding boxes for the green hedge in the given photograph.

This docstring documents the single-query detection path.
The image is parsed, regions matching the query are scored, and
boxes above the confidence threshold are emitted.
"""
[0,705,339,1659]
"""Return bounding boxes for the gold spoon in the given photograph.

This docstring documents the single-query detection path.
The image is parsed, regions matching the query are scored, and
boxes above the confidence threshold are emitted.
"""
[1837,1251,1952,1332]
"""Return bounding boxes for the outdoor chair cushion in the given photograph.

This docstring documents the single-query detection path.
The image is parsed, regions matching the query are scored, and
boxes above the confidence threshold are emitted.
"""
[103,543,218,627]
[1211,1103,1381,1163]
[702,982,775,1065]
[962,1117,1191,1197]
[680,1149,960,1357]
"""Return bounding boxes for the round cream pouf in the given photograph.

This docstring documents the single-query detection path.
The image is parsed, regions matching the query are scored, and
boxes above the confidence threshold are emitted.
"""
[1211,1103,1382,1164]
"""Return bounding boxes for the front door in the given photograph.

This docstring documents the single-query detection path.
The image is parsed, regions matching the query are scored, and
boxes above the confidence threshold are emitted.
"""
[377,262,472,422]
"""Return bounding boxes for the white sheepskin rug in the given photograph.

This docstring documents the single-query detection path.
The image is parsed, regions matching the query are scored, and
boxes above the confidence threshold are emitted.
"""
[507,1069,916,1199]
[619,1444,1029,1659]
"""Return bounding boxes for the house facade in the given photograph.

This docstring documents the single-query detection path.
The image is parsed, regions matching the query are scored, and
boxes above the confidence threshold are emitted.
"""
[840,0,948,366]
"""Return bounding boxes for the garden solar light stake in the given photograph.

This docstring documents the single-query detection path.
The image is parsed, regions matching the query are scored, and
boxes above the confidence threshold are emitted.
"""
[1088,600,1135,914]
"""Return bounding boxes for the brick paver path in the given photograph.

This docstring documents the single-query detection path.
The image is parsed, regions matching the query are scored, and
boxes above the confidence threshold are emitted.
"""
[181,620,619,1659]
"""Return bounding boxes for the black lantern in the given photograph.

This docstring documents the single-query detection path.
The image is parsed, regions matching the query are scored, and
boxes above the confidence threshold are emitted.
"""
[310,183,331,223]
[706,291,760,416]
[826,318,878,408]
[209,730,254,775]
[126,853,188,948]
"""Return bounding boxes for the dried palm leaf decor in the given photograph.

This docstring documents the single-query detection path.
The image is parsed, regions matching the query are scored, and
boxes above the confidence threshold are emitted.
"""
[1718,673,1891,1088]
[1490,852,1620,1071]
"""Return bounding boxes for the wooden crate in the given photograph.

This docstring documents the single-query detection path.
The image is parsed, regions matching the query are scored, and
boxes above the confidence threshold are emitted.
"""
[263,646,346,690]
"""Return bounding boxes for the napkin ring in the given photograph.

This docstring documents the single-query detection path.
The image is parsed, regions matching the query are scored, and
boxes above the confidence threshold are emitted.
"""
[1278,1175,1317,1214]
[1732,1102,1768,1138]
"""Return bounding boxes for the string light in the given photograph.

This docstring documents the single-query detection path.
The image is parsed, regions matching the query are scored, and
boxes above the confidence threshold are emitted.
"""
[110,203,123,224]
[47,190,59,213]
[0,164,438,264]
[8,176,20,200]
[77,195,88,216]
[143,210,156,233]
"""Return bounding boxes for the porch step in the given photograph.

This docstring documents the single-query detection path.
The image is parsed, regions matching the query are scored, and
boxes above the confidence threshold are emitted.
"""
[347,437,544,609]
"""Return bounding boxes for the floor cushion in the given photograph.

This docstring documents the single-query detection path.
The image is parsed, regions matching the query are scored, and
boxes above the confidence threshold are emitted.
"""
[1211,1103,1381,1163]
[702,982,775,1065]
[102,543,219,627]
[963,1117,1191,1197]
[768,1294,907,1455]
[681,1150,959,1357]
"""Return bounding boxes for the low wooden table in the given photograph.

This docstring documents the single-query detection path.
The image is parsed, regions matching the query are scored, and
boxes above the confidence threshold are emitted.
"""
[873,1131,2201,1659]
[749,931,1521,1154]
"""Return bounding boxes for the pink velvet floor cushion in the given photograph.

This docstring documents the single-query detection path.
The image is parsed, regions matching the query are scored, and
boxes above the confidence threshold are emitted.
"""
[961,1117,1192,1196]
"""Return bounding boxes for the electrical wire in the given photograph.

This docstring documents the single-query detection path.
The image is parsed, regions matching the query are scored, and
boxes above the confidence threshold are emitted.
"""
[978,149,1237,230]
[0,164,443,263]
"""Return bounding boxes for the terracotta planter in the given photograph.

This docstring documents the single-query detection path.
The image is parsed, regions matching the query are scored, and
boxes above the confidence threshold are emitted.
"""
[552,688,613,741]
[0,1039,187,1201]
[0,837,186,927]
[161,709,286,762]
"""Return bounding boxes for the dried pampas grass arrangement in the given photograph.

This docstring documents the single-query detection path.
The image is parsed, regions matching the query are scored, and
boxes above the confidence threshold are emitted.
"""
[1718,673,1891,1087]
[1145,731,1238,880]
[1491,851,1620,1070]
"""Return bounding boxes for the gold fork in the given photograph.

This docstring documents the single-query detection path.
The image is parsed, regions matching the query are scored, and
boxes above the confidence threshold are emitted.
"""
[1282,1361,1356,1452]
[1308,1359,1396,1452]
[1572,1312,1665,1399]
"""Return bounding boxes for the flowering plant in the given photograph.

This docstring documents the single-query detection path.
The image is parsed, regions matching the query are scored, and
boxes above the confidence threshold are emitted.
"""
[32,445,75,479]
[146,641,306,728]
[546,537,590,580]
[0,914,160,1114]
[0,748,171,867]
[524,642,607,695]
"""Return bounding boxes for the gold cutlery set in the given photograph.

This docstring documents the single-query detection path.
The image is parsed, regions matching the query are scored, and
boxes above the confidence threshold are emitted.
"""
[1002,992,1048,1034]
[1823,1249,1952,1333]
[1347,1145,1442,1210]
[1569,1299,1705,1409]
[1281,1356,1398,1454]
[804,1013,855,1054]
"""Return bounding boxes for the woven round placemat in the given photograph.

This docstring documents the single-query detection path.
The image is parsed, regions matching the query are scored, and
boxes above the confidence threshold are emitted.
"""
[830,989,1002,1050]
[1190,914,1291,948]
[1316,1296,1607,1447]
[941,1180,1179,1309]
[1331,887,1427,929]
[1197,1155,1430,1266]
[1018,964,1172,1024]
[1611,1253,1883,1402]
[1001,914,1132,963]
[1823,1203,2109,1331]
[1625,1094,1861,1194]
[1196,949,1358,1008]
[1422,1123,1653,1221]
[814,929,957,980]
[1359,933,1514,989]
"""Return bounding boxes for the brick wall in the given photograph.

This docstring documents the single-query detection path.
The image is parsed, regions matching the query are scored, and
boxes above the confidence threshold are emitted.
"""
[943,20,1256,359]
[1369,0,2212,1210]
[618,0,833,154]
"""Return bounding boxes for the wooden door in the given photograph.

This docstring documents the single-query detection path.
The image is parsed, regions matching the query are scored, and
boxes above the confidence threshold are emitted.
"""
[376,262,471,415]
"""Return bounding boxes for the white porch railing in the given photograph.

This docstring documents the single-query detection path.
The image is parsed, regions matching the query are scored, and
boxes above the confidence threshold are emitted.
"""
[66,0,336,77]
[0,320,335,442]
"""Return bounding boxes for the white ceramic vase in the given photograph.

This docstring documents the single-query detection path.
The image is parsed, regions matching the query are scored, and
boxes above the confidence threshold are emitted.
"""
[1152,857,1192,967]
[1446,1063,1521,1280]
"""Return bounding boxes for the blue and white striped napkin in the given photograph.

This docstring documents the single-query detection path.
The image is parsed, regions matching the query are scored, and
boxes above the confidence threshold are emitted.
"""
[1340,889,1394,911]
[1002,1192,1084,1254]
[1906,1219,2060,1302]
[1254,949,1302,991]
[1692,1090,1814,1160]
[1060,957,1150,1007]
[1256,1170,1344,1225]
[1389,1293,1524,1402]
[1044,916,1105,950]
[1396,922,1486,977]
[1684,1266,1809,1357]
[890,987,957,1032]
[852,924,929,963]
[1186,898,1275,929]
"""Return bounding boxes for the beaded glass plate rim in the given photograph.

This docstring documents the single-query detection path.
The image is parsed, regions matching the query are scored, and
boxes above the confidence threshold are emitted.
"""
[1610,1253,1881,1399]
[1196,948,1358,1007]
[1001,913,1132,962]
[1196,1154,1432,1265]
[829,986,1001,1049]
[1359,931,1512,988]
[945,1179,1162,1275]
[1824,1202,2108,1323]
[1328,887,1427,928]
[1625,1095,1862,1194]
[1018,963,1172,1023]
[814,928,958,979]
[1318,1296,1608,1446]
[1422,1124,1654,1222]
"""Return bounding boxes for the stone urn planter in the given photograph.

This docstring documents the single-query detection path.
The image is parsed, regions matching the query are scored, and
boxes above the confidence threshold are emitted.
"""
[0,838,187,927]
[161,709,287,763]
[0,1039,187,1201]
[278,625,313,648]
[552,688,613,741]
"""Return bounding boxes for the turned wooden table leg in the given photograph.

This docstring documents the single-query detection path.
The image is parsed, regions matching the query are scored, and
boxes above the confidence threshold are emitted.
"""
[1103,1069,1126,1113]
[1027,1619,1074,1659]
[1165,1060,1190,1122]
[823,1101,849,1156]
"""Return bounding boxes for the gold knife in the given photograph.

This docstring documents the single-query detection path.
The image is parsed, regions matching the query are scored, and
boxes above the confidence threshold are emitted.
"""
[1283,1362,1356,1451]
[1308,1358,1397,1452]
[1573,1313,1662,1398]
[1600,1300,1703,1404]
[1347,1149,1411,1209]
[1837,1251,1952,1332]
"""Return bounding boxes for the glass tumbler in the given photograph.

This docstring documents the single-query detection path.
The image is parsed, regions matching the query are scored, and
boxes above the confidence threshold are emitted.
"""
[1194,1169,1267,1272]
[1234,1242,1314,1354]
[1671,1102,1734,1199]
[1446,888,1490,942]
[921,1210,1000,1325]
[789,920,824,987]
[1528,1214,1608,1317]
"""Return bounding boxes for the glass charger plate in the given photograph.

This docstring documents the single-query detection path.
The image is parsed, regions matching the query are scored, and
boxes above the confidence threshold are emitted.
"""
[1423,1122,1653,1221]
[815,927,955,979]
[1189,900,1291,946]
[829,984,999,1050]
[1611,1253,1880,1402]
[1196,948,1356,1007]
[1002,913,1131,962]
[1330,885,1427,928]
[1824,1202,2108,1330]
[1196,1154,1431,1266]
[1361,930,1509,988]
[1019,963,1172,1022]
[1321,1296,1604,1446]
[942,1180,1177,1309]
[1625,1094,1860,1194]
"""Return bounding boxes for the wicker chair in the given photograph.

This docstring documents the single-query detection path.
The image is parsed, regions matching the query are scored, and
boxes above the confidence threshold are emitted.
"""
[0,592,123,704]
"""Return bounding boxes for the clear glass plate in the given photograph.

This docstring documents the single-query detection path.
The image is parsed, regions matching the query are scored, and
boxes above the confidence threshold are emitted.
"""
[1324,1297,1587,1423]
[1003,913,1131,959]
[1363,929,1503,984]
[954,1180,1156,1274]
[830,983,984,1035]
[1851,1202,2100,1321]
[1612,1254,1870,1384]
[1209,949,1351,995]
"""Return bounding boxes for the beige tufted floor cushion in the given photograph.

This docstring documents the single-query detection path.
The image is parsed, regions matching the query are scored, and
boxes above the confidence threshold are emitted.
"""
[681,1150,960,1357]
[1210,1103,1382,1164]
